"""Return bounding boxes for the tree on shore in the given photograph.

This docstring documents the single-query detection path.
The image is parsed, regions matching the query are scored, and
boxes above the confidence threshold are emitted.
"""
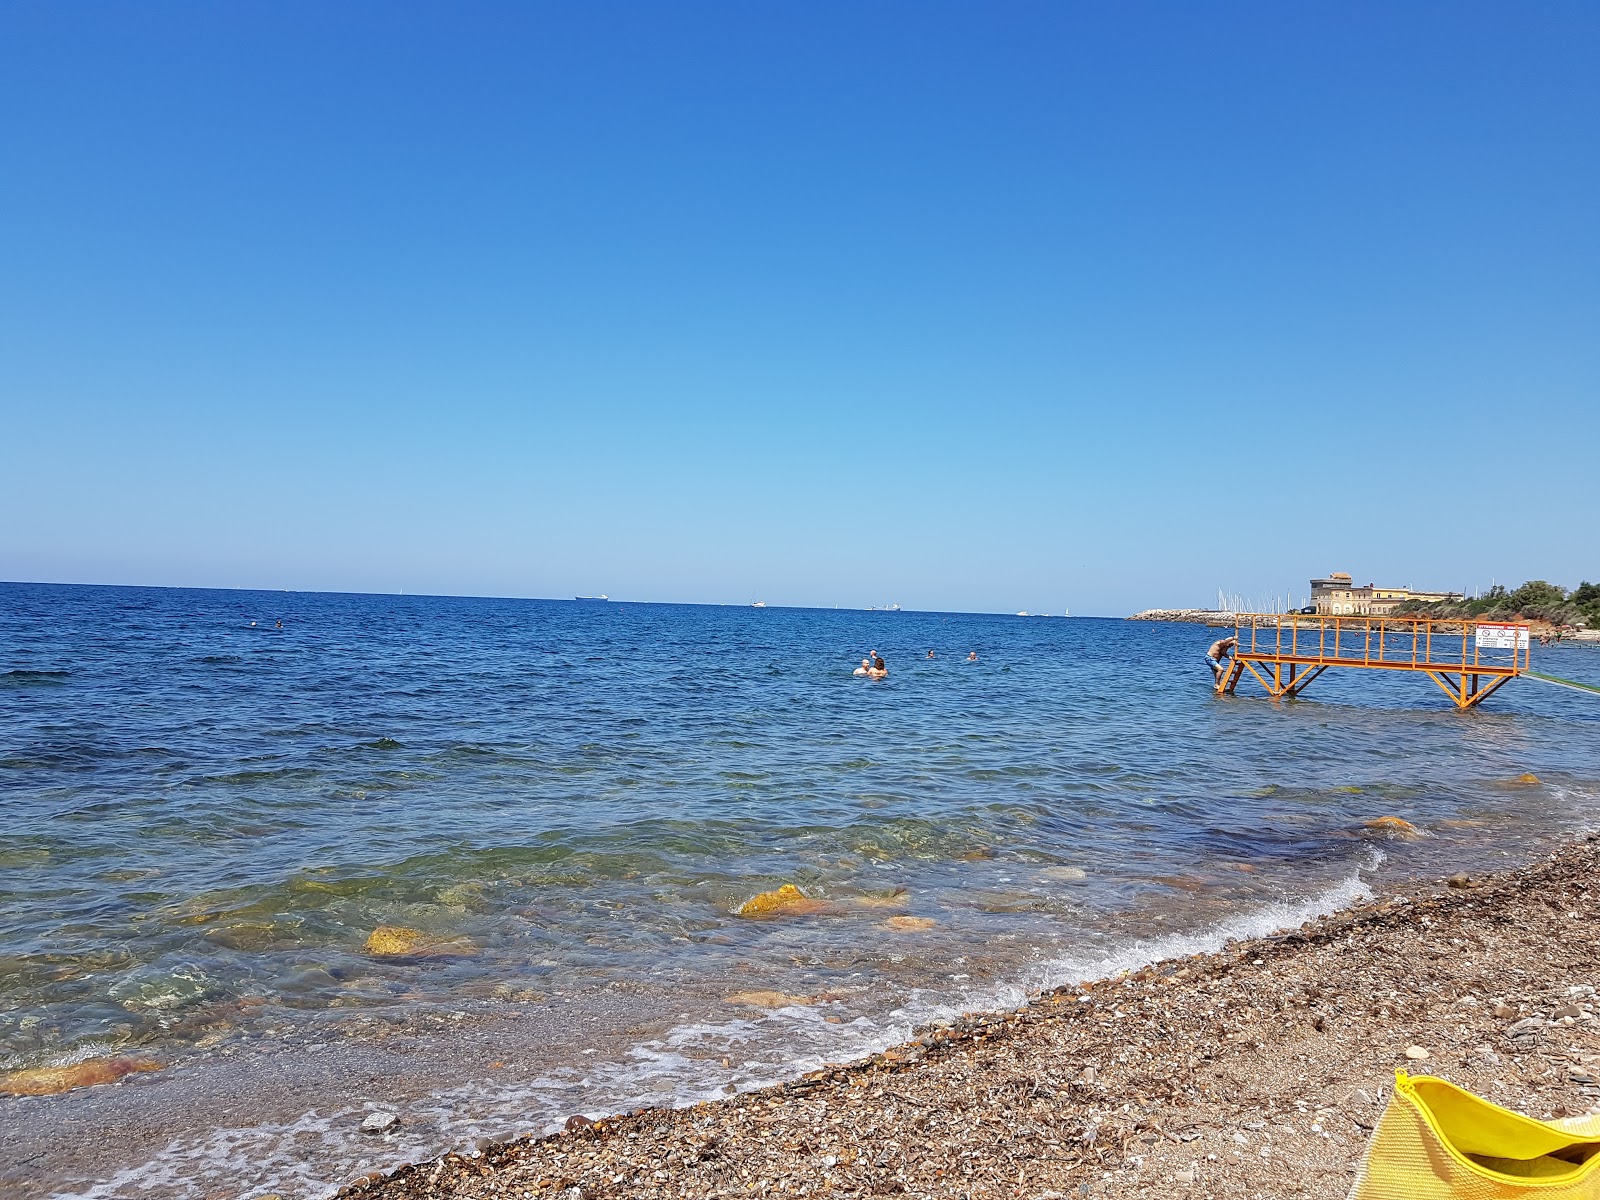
[1396,579,1600,628]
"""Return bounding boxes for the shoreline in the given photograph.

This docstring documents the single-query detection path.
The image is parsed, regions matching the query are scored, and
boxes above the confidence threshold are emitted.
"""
[343,836,1600,1200]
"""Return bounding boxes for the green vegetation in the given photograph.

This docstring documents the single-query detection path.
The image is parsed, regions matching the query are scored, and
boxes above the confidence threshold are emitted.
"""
[1396,580,1600,628]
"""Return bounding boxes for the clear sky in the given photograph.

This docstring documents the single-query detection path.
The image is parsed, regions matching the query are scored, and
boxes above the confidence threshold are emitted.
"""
[2,2,1596,614]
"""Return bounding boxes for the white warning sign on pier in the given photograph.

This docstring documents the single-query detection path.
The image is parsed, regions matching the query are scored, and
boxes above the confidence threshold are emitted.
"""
[1474,623,1529,650]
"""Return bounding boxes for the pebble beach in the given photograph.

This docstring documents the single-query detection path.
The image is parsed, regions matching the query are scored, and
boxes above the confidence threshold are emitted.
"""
[342,835,1600,1200]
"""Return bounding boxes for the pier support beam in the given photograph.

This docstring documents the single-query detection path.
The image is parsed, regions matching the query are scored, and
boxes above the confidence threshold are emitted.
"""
[1424,671,1513,710]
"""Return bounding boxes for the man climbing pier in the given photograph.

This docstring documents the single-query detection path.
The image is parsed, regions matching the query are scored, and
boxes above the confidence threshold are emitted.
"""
[1206,635,1237,684]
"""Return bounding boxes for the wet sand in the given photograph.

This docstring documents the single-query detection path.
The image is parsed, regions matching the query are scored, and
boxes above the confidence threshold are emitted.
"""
[342,835,1600,1200]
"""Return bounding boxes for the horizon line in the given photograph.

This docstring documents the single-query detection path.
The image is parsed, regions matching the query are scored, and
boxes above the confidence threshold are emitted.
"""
[0,578,1115,619]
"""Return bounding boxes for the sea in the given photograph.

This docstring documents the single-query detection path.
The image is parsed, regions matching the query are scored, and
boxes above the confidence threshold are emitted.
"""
[3,582,1599,1199]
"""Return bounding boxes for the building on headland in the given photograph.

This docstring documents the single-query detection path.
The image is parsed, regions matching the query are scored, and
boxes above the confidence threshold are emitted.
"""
[1309,572,1463,616]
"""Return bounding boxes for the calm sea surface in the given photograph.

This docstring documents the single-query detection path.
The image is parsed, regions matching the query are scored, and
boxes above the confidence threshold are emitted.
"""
[4,583,1599,1198]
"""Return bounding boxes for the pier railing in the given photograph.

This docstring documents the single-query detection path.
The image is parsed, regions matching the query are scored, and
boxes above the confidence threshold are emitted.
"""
[1217,612,1530,709]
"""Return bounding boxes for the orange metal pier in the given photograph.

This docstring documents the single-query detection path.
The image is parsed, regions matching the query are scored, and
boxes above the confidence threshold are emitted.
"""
[1216,613,1531,710]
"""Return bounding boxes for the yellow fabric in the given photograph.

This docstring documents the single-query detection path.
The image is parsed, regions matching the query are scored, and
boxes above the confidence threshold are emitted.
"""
[1349,1072,1600,1199]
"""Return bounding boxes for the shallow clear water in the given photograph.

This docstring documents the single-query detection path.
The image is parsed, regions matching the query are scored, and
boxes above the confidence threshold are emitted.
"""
[3,583,1599,1198]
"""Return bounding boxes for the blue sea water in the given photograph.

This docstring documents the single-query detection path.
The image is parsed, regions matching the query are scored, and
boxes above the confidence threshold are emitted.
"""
[3,583,1599,1198]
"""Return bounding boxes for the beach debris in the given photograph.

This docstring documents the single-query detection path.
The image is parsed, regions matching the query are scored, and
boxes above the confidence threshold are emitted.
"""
[1364,816,1420,838]
[882,916,938,932]
[735,884,830,918]
[1404,1045,1431,1060]
[0,1055,162,1097]
[363,925,478,958]
[723,990,811,1009]
[360,1111,400,1134]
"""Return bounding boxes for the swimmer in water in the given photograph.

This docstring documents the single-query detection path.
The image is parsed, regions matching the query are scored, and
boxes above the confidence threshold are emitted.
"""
[967,651,978,662]
[868,654,888,679]
[853,657,872,676]
[926,650,936,659]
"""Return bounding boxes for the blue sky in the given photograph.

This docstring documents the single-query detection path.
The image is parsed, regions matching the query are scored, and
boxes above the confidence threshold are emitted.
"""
[2,2,1596,614]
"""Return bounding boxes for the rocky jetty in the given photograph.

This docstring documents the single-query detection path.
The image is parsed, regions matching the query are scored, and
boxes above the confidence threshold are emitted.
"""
[1128,608,1238,625]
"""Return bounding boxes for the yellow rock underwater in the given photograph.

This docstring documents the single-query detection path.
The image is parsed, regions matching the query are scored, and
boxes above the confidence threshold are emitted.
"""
[735,884,831,918]
[1364,816,1420,838]
[1,1055,162,1097]
[363,925,478,958]
[882,916,938,932]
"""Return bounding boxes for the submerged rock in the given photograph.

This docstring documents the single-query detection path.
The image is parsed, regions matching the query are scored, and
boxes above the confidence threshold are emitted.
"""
[854,887,910,910]
[1039,865,1088,881]
[723,990,812,1009]
[1513,773,1542,786]
[361,1111,400,1134]
[735,884,830,918]
[882,916,938,932]
[363,925,477,958]
[1364,816,1420,838]
[0,1055,162,1097]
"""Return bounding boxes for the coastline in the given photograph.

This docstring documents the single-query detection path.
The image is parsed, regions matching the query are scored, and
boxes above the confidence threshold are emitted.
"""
[1128,607,1600,642]
[343,836,1600,1200]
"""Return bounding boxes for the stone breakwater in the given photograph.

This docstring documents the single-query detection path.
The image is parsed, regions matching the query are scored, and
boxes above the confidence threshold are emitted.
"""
[340,838,1600,1200]
[1128,608,1238,625]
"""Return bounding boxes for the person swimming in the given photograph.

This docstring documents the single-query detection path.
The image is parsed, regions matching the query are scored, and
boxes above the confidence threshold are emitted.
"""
[869,654,887,679]
[926,650,936,659]
[967,651,978,662]
[853,657,872,676]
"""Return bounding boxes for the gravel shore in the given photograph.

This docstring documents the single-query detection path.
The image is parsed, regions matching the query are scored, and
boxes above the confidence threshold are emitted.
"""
[342,836,1600,1200]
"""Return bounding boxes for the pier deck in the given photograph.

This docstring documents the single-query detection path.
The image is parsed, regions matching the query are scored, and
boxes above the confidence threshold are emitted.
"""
[1217,613,1530,709]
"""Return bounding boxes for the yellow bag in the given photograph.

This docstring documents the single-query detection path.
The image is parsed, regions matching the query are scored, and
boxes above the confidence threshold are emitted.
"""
[1349,1071,1600,1198]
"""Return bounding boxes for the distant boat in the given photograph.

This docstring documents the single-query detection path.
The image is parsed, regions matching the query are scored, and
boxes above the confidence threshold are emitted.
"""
[1016,611,1029,617]
[867,603,902,612]
[750,601,767,608]
[575,595,610,602]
